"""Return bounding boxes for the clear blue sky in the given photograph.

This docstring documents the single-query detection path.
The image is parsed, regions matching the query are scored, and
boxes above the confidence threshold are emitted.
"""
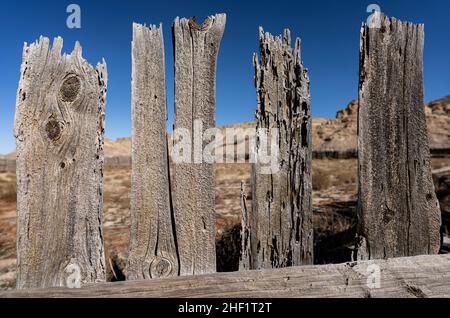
[1,0,449,154]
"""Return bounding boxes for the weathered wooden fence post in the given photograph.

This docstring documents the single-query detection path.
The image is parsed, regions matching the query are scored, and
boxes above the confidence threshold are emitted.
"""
[356,13,441,260]
[126,23,179,280]
[240,181,251,270]
[14,37,107,289]
[172,14,226,275]
[240,28,313,270]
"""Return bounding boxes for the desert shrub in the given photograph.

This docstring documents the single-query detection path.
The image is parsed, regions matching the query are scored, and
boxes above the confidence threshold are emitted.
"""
[0,188,16,203]
[106,251,126,282]
[312,159,357,191]
[0,176,16,203]
[216,222,241,272]
[0,279,16,290]
[312,169,331,191]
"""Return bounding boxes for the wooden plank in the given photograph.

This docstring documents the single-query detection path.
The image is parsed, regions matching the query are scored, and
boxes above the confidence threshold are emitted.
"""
[356,13,441,259]
[14,37,107,289]
[172,14,226,276]
[126,23,178,280]
[242,28,312,270]
[2,255,449,298]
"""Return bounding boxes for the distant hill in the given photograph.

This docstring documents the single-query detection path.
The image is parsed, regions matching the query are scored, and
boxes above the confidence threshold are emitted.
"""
[313,96,450,154]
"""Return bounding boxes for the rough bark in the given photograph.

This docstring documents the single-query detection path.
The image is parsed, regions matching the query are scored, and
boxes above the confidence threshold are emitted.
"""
[14,37,107,289]
[2,255,450,298]
[356,13,441,260]
[172,14,226,275]
[243,28,312,270]
[239,181,251,270]
[126,23,178,280]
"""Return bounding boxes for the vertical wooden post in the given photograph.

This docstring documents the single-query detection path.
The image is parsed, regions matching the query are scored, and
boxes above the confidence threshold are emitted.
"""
[126,23,179,280]
[172,14,226,275]
[239,181,251,270]
[356,13,441,260]
[241,28,313,270]
[14,37,107,289]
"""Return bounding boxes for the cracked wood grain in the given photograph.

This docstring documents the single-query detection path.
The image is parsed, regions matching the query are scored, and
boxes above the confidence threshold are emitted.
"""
[356,13,441,260]
[239,181,251,270]
[172,14,226,276]
[14,37,107,289]
[3,255,450,298]
[126,23,179,280]
[241,28,313,270]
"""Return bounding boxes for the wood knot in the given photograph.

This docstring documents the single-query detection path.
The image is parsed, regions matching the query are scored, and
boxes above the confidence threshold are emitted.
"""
[45,120,62,141]
[60,75,81,102]
[150,257,173,278]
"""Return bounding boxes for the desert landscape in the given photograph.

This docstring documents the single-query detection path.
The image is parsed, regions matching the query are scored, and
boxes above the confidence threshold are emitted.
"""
[1,96,449,290]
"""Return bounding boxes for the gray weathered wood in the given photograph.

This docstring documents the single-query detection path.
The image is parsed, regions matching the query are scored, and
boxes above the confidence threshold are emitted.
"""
[242,28,313,270]
[14,37,107,289]
[172,14,226,275]
[126,23,178,280]
[356,13,441,260]
[2,255,450,298]
[239,181,251,270]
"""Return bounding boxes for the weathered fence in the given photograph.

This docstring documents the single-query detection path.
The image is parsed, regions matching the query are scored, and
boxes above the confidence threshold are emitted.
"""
[14,37,107,289]
[7,11,445,295]
[240,28,312,270]
[126,23,178,280]
[356,13,441,260]
[172,14,226,276]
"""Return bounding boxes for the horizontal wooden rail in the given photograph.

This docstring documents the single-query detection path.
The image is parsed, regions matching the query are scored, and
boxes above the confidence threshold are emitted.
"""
[1,255,449,298]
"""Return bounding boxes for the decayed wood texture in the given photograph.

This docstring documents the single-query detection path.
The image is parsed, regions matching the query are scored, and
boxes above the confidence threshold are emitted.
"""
[242,28,312,270]
[14,37,107,289]
[172,14,226,275]
[357,13,441,260]
[239,181,251,270]
[126,23,178,280]
[2,255,450,298]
